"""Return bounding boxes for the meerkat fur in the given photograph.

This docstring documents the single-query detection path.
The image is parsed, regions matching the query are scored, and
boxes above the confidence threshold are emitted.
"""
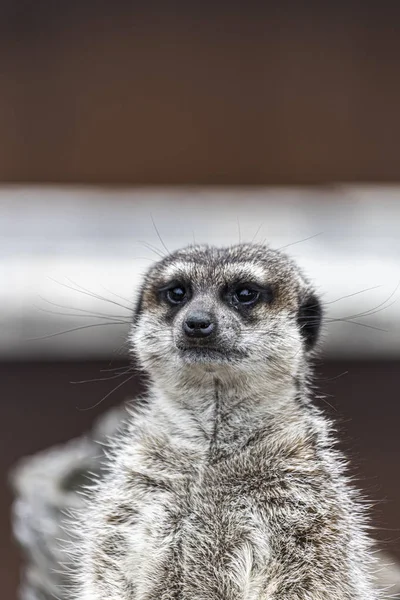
[74,243,381,600]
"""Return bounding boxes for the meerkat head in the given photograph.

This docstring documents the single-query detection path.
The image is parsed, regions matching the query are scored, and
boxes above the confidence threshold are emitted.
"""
[130,244,322,388]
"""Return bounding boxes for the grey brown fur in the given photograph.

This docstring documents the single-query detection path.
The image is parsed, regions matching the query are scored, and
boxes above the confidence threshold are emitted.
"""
[74,244,381,599]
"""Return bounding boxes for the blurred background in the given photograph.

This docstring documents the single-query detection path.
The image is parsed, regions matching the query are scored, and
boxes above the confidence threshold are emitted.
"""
[1,2,400,598]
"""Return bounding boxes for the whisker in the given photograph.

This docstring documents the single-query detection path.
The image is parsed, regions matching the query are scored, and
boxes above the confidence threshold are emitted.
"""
[65,277,134,312]
[297,312,388,333]
[330,282,400,321]
[113,339,132,356]
[100,364,131,373]
[77,373,136,411]
[338,299,398,322]
[320,285,383,307]
[251,223,263,244]
[237,217,242,244]
[315,370,349,383]
[315,395,338,412]
[151,213,170,254]
[323,299,397,326]
[71,369,134,385]
[138,240,166,259]
[38,296,131,319]
[99,284,135,307]
[301,282,398,325]
[35,305,131,323]
[325,318,388,333]
[278,232,324,250]
[28,321,128,341]
[48,277,133,312]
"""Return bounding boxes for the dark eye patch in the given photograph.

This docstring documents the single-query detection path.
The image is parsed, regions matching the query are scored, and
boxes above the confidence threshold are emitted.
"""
[225,281,274,309]
[158,280,191,307]
[166,286,186,304]
[233,286,260,306]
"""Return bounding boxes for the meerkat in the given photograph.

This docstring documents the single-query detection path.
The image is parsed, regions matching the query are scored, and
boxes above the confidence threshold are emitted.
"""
[74,243,380,600]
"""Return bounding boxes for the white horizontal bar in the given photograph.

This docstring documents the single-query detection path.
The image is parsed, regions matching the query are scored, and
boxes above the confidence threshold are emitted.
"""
[1,185,399,358]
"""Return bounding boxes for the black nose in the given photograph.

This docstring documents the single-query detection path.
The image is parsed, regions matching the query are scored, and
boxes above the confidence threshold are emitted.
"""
[183,310,215,338]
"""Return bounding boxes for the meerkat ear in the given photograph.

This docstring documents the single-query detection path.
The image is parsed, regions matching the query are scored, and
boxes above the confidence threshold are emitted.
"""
[297,292,323,351]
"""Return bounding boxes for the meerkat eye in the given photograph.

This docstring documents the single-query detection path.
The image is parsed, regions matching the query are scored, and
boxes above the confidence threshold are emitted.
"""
[233,286,260,306]
[165,285,187,305]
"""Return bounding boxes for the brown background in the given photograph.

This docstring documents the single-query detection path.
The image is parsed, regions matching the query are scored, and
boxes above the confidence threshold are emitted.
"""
[0,1,400,185]
[1,2,400,598]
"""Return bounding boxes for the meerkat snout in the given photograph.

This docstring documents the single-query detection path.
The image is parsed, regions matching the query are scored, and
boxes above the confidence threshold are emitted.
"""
[183,309,216,338]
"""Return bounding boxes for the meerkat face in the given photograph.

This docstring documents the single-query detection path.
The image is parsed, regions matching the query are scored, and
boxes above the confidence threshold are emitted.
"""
[131,244,322,379]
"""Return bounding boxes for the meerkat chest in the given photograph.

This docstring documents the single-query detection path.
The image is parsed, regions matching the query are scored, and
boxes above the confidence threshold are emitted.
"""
[120,439,272,599]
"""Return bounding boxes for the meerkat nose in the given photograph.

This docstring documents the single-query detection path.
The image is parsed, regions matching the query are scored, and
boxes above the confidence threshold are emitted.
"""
[183,310,215,338]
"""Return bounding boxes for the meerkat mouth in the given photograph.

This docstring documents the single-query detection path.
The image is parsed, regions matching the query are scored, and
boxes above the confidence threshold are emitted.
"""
[177,345,246,363]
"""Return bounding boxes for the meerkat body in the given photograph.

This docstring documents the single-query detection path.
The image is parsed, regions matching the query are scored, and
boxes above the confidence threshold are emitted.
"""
[76,244,379,600]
